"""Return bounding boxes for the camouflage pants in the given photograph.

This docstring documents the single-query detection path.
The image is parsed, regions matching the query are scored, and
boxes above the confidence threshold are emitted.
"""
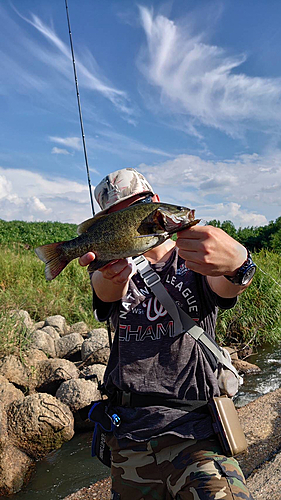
[106,434,253,500]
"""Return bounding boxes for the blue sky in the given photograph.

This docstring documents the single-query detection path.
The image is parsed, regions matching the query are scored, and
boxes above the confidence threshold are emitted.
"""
[1,0,281,227]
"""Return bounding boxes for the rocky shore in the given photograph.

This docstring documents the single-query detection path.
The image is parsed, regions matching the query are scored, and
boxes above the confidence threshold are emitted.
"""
[0,309,278,499]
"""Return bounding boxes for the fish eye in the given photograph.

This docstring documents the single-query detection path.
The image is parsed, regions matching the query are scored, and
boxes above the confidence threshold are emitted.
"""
[176,206,185,211]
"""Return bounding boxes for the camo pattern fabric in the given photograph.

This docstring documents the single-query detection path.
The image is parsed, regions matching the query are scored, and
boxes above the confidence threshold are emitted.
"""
[106,434,253,500]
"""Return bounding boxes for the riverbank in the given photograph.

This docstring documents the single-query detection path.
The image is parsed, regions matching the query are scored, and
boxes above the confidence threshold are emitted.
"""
[64,387,281,500]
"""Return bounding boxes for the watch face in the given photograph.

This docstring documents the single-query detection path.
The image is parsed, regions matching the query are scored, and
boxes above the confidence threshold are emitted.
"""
[241,265,256,285]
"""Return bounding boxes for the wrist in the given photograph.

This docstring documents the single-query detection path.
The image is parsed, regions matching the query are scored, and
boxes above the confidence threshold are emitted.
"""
[224,248,256,286]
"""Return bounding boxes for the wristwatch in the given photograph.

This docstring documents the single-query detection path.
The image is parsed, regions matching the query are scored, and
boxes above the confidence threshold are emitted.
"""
[224,249,256,286]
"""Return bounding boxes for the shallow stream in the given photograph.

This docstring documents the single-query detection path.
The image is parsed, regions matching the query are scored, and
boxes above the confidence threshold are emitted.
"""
[4,343,281,500]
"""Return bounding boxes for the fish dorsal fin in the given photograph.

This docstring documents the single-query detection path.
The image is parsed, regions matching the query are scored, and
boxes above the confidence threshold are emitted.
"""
[77,212,107,235]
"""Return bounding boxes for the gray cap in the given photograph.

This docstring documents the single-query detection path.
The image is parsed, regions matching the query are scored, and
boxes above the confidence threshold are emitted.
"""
[94,168,154,212]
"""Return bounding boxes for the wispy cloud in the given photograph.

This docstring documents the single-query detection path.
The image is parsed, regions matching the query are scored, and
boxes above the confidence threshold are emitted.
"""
[138,6,281,137]
[51,147,71,155]
[49,136,82,151]
[4,5,136,122]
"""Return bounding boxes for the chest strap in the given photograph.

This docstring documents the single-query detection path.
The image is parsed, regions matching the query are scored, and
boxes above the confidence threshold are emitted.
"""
[133,255,240,379]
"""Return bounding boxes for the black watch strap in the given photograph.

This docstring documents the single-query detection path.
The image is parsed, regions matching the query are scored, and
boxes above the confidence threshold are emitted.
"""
[224,249,256,286]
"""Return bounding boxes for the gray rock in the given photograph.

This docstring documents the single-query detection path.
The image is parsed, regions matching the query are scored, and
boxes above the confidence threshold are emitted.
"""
[30,330,56,358]
[40,326,60,340]
[33,320,45,330]
[0,442,34,496]
[81,331,110,365]
[55,333,84,360]
[79,364,106,384]
[7,393,74,459]
[44,315,68,335]
[10,309,33,332]
[68,321,89,337]
[56,378,100,413]
[0,375,24,407]
[36,359,80,394]
[0,355,29,389]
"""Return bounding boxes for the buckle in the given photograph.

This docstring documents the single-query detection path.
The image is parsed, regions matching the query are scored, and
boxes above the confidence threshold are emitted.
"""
[142,269,161,287]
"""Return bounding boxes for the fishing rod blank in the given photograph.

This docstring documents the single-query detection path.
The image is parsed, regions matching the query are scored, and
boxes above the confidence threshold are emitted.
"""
[64,0,95,216]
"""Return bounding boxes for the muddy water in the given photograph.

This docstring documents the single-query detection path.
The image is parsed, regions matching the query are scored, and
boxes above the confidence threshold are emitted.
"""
[5,344,281,500]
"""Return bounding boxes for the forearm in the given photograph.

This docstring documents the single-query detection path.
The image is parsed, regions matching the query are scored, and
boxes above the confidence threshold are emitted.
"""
[207,275,252,298]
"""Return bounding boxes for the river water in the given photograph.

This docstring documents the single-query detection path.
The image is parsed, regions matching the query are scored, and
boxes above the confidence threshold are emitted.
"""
[4,344,281,500]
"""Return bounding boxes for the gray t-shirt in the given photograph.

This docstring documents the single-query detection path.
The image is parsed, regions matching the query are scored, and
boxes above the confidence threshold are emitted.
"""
[92,248,236,445]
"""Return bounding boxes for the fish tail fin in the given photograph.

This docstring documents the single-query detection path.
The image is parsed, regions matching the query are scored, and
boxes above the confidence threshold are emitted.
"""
[35,241,69,281]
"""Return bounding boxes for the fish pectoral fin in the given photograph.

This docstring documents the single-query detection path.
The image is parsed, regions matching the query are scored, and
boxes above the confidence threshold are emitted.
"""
[77,213,108,235]
[87,259,111,273]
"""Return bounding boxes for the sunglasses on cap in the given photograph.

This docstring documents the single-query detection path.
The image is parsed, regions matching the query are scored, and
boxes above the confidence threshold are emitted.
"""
[131,194,153,206]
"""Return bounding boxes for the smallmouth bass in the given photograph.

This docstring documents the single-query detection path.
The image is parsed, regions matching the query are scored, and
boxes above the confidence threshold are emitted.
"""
[35,202,199,281]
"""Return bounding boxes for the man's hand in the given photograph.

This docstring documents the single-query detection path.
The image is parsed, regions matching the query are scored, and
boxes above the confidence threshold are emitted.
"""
[176,225,247,277]
[79,253,135,285]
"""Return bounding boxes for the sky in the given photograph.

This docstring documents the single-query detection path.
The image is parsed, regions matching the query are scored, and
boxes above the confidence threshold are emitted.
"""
[1,0,281,227]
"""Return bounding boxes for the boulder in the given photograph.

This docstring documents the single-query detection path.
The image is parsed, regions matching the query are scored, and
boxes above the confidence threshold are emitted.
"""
[81,329,110,366]
[56,378,100,413]
[68,321,89,337]
[44,315,68,336]
[7,393,74,459]
[36,358,80,394]
[33,320,45,330]
[233,358,261,374]
[10,309,33,332]
[30,330,56,358]
[0,375,24,407]
[55,333,84,361]
[0,443,34,497]
[0,355,30,390]
[40,326,60,340]
[79,363,106,384]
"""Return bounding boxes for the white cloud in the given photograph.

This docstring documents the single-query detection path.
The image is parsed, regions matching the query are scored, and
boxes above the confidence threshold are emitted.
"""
[49,136,82,151]
[0,167,99,223]
[138,150,281,226]
[138,7,281,136]
[51,147,70,155]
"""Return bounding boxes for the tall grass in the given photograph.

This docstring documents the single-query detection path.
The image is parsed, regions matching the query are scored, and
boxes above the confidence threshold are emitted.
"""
[217,250,281,346]
[0,244,102,328]
[0,220,280,356]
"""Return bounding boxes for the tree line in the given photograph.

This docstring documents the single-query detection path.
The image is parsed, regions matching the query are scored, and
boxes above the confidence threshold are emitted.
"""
[208,217,281,253]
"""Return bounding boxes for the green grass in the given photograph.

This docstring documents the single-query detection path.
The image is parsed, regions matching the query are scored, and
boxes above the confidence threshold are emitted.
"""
[217,250,281,346]
[0,219,280,356]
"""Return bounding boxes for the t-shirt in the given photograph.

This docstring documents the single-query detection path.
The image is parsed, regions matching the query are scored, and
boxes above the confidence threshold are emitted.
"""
[92,247,236,445]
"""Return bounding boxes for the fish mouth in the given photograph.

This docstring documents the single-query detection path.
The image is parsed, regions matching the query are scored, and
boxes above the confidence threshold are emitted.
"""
[155,209,195,233]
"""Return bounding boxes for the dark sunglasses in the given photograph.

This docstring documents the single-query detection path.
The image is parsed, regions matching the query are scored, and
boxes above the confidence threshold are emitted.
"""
[131,194,153,206]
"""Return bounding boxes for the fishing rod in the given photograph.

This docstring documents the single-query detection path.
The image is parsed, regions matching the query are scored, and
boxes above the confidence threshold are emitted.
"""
[65,0,114,349]
[64,0,95,217]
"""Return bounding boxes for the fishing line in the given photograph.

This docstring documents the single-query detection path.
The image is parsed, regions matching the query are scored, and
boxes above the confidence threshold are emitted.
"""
[256,265,281,290]
[64,0,95,216]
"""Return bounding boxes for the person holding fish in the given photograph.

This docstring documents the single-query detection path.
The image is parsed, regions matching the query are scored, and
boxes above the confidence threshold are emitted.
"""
[36,168,255,499]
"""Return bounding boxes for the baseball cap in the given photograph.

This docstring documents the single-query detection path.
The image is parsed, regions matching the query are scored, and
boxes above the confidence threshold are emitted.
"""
[94,168,154,213]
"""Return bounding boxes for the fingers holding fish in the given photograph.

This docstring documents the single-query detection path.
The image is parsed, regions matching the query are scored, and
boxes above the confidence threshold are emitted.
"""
[79,252,96,267]
[176,225,247,276]
[99,259,135,284]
